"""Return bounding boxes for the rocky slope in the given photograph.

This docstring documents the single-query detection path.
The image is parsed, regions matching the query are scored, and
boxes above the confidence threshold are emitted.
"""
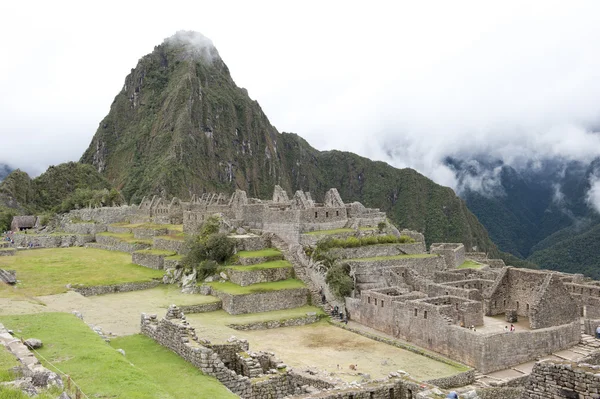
[80,31,521,258]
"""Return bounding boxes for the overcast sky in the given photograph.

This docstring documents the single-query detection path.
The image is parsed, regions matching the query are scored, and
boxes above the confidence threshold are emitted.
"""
[2,1,600,202]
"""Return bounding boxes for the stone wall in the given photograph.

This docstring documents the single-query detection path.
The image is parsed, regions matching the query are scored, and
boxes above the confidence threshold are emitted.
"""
[12,233,94,248]
[94,235,151,253]
[133,227,168,239]
[0,249,16,256]
[132,251,172,270]
[430,243,465,269]
[212,287,309,315]
[71,280,160,296]
[228,313,321,330]
[424,369,475,389]
[529,274,579,329]
[68,206,140,224]
[178,302,222,314]
[152,237,185,253]
[226,266,294,286]
[325,243,426,259]
[63,222,107,235]
[230,235,268,251]
[522,359,600,398]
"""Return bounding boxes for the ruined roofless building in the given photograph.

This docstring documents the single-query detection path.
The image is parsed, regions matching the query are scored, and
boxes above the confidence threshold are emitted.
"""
[181,186,386,243]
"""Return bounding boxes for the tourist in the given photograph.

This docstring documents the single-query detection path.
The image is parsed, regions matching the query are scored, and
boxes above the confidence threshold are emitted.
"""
[595,325,600,339]
[504,325,509,332]
[510,324,515,332]
[446,391,458,399]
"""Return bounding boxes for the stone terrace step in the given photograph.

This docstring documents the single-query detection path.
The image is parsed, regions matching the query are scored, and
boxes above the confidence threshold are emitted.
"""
[225,261,294,286]
[236,249,284,266]
[132,249,177,270]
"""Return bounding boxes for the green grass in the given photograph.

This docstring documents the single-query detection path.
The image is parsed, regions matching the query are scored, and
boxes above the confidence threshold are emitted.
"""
[110,335,237,399]
[166,254,183,261]
[0,386,61,399]
[458,260,483,269]
[0,345,19,383]
[207,278,306,295]
[236,249,281,258]
[0,313,232,399]
[349,254,437,261]
[0,248,163,297]
[226,260,292,272]
[97,232,153,245]
[134,249,176,256]
[304,228,355,235]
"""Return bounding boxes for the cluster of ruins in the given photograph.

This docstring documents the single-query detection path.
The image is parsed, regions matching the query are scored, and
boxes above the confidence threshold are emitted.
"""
[5,185,600,398]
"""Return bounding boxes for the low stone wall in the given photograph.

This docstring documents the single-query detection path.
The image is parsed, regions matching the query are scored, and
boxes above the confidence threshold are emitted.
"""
[238,254,284,266]
[213,287,309,315]
[133,227,168,239]
[12,233,94,248]
[583,318,600,336]
[71,280,160,296]
[231,235,267,251]
[0,249,16,256]
[153,237,185,253]
[63,222,107,235]
[67,206,139,224]
[424,369,475,389]
[95,235,151,253]
[228,313,321,330]
[324,243,426,259]
[227,266,294,286]
[132,251,172,270]
[299,231,358,247]
[476,387,523,399]
[107,225,132,234]
[522,359,600,398]
[178,301,222,314]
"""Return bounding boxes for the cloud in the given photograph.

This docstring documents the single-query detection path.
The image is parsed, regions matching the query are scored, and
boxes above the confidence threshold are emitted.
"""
[587,171,600,214]
[164,31,218,64]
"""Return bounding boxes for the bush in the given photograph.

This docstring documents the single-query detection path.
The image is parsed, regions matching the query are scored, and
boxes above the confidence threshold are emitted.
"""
[199,216,220,237]
[377,221,386,232]
[197,260,219,280]
[326,263,353,298]
[204,233,235,263]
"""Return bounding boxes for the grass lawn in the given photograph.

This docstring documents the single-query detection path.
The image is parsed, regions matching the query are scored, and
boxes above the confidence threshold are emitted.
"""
[0,313,233,399]
[97,232,153,245]
[0,344,19,382]
[166,254,183,261]
[226,260,292,272]
[207,279,305,295]
[304,228,355,235]
[236,249,281,258]
[0,386,60,399]
[458,260,483,269]
[0,248,163,298]
[134,249,177,256]
[110,335,237,399]
[349,254,437,261]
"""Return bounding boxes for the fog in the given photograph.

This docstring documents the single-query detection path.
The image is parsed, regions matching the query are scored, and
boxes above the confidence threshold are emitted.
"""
[1,1,600,212]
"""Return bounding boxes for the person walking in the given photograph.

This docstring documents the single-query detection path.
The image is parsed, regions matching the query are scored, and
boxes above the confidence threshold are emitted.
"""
[595,325,600,339]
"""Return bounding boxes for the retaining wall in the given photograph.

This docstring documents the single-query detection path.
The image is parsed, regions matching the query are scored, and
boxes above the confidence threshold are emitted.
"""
[94,235,151,253]
[0,249,16,256]
[178,302,222,314]
[522,359,600,398]
[153,237,185,253]
[324,243,426,259]
[213,287,309,315]
[71,280,160,296]
[12,233,94,248]
[227,266,294,286]
[228,314,321,330]
[132,251,174,270]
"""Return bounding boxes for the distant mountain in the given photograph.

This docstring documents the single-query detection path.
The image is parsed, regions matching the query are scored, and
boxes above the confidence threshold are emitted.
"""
[0,163,12,182]
[79,31,506,256]
[447,157,600,278]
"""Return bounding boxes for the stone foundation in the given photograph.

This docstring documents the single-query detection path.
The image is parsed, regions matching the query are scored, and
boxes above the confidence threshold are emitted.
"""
[178,301,223,314]
[132,251,174,270]
[0,249,16,256]
[228,313,322,330]
[152,237,185,253]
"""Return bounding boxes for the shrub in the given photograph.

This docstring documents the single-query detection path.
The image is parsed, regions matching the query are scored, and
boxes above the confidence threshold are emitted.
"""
[199,216,220,237]
[204,233,235,263]
[197,260,219,280]
[326,263,353,298]
[377,221,386,232]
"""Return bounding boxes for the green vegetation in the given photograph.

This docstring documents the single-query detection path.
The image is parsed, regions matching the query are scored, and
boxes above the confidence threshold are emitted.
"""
[207,278,305,295]
[157,233,185,241]
[315,235,415,254]
[110,335,237,399]
[0,248,163,297]
[349,254,436,262]
[305,228,355,235]
[226,260,292,272]
[0,313,233,399]
[326,263,353,298]
[458,260,483,269]
[58,187,123,213]
[236,249,282,258]
[0,386,60,399]
[0,345,19,382]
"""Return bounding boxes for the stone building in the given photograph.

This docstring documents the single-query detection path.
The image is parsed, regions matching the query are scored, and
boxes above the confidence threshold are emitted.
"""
[10,216,39,231]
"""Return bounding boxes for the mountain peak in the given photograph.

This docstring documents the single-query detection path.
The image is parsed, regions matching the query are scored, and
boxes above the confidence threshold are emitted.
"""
[162,31,219,64]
